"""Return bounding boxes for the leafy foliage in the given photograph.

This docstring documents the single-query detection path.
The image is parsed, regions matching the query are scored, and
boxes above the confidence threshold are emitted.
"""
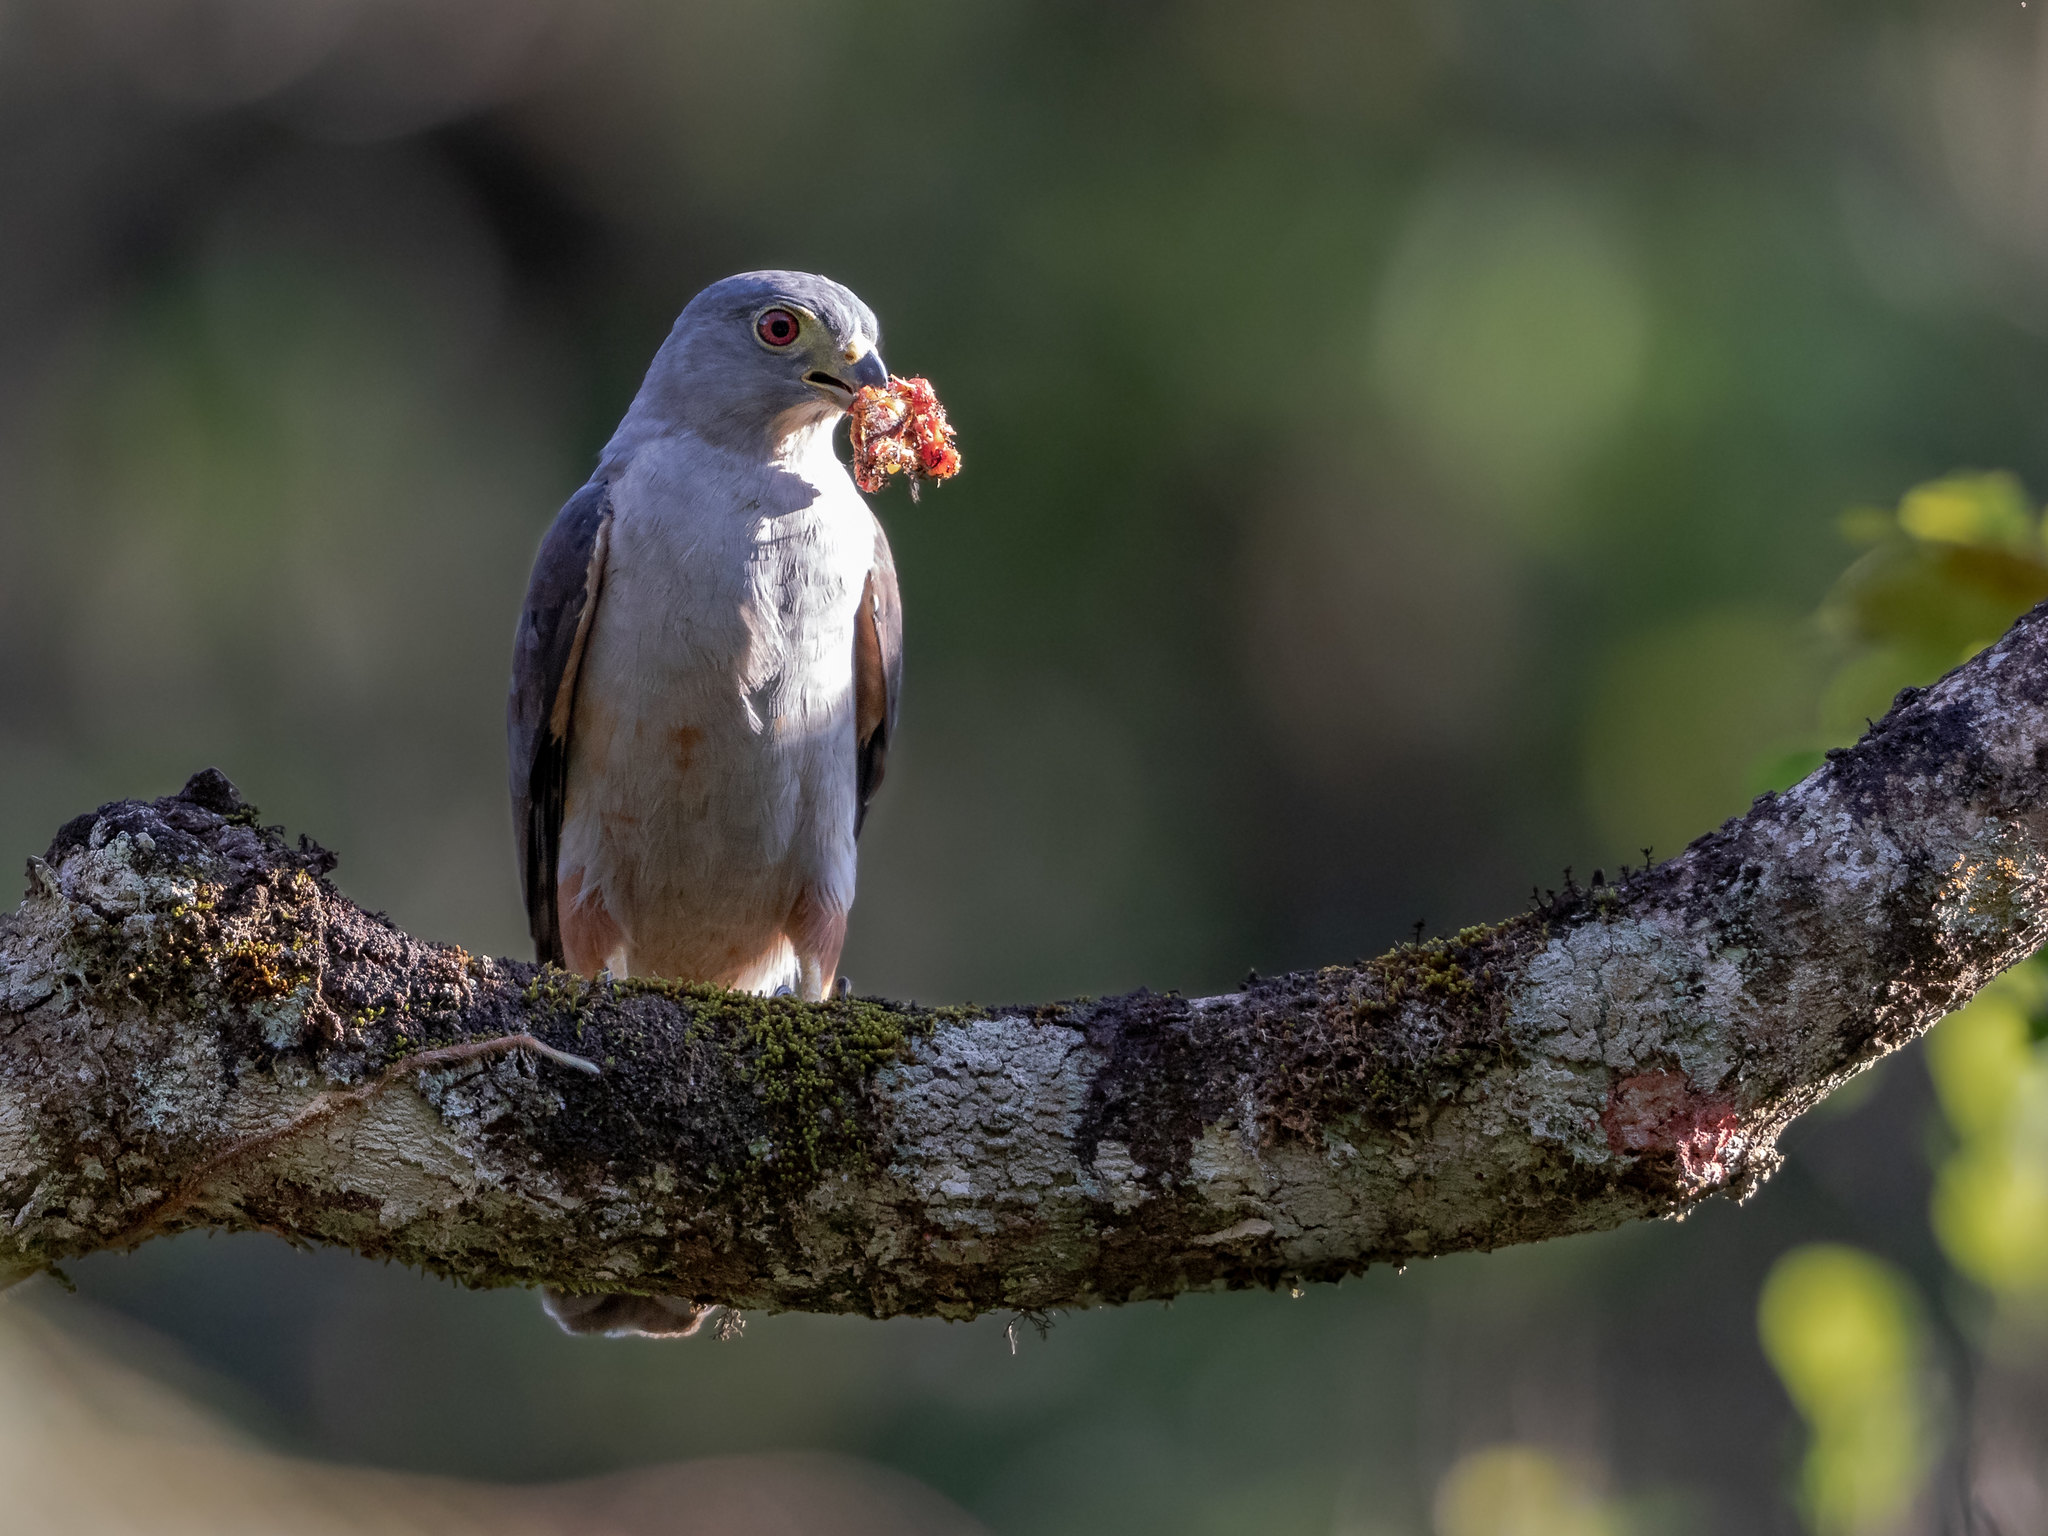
[1758,1246,1931,1536]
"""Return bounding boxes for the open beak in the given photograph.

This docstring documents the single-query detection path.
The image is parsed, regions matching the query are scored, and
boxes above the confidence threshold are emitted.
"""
[804,348,888,407]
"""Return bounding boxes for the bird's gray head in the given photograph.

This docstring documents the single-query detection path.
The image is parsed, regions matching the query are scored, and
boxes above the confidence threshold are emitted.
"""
[616,270,889,457]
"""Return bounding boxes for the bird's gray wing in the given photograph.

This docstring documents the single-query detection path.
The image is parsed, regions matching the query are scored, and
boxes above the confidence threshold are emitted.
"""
[508,479,613,966]
[852,515,903,835]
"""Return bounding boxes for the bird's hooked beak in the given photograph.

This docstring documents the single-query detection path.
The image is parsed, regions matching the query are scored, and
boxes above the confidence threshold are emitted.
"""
[803,336,888,409]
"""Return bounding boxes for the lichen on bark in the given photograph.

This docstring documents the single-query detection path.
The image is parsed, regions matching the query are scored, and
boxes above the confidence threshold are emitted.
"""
[5,599,2048,1318]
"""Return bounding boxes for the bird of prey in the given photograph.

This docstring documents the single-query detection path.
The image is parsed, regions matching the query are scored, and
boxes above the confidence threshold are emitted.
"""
[507,272,902,1334]
[510,269,900,1001]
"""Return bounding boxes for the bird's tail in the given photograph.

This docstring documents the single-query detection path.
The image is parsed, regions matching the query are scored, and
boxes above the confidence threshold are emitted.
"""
[541,1288,714,1338]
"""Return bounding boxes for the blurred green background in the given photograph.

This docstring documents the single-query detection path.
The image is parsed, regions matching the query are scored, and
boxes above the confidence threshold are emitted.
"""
[8,0,2048,1531]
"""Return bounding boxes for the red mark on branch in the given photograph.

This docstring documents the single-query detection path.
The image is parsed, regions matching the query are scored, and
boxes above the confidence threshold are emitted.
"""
[1601,1070,1740,1186]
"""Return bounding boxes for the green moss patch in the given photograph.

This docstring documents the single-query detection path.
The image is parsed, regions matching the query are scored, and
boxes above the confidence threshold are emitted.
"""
[1263,915,1548,1141]
[518,972,954,1205]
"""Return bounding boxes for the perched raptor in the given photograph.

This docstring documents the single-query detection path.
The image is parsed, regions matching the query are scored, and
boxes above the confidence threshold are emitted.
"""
[507,272,901,1333]
[509,270,900,1002]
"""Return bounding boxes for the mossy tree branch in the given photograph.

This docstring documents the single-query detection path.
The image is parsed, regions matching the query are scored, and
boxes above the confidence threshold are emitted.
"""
[6,604,2048,1319]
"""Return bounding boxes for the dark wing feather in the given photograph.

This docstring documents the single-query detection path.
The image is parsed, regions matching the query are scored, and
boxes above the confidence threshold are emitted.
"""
[852,516,903,835]
[507,480,612,966]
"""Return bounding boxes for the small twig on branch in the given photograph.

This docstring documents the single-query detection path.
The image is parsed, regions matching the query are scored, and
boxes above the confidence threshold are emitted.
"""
[122,1034,599,1248]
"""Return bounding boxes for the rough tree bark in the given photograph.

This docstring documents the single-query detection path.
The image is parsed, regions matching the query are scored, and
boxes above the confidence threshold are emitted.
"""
[4,604,2048,1323]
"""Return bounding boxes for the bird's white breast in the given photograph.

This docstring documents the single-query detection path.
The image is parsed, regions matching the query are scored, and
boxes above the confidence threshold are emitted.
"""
[557,422,874,987]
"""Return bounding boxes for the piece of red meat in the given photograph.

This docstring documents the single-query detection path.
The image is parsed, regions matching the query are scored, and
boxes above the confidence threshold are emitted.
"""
[849,375,961,496]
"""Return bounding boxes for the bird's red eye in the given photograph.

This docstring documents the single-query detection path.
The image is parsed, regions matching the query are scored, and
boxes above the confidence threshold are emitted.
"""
[756,308,801,347]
